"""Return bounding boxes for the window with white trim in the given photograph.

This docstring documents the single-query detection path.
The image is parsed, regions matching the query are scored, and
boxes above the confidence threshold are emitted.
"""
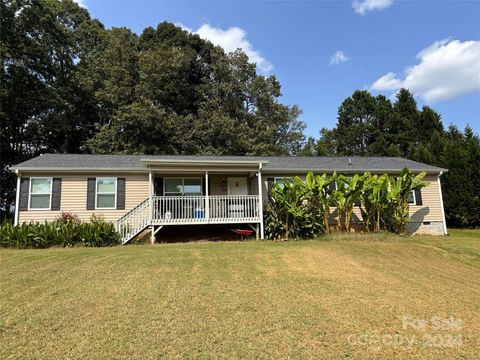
[96,178,116,209]
[29,178,52,209]
[164,178,202,196]
[274,177,291,189]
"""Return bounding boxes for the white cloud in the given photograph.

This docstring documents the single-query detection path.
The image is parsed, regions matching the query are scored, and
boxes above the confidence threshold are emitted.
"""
[72,0,86,8]
[178,23,273,73]
[371,72,402,90]
[352,0,394,15]
[371,39,480,103]
[329,51,350,65]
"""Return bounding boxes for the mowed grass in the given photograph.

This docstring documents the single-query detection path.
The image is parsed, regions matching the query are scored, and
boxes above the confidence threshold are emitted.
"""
[1,230,479,359]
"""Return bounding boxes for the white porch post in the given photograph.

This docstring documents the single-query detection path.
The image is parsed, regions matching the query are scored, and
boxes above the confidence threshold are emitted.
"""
[257,163,264,239]
[205,171,209,221]
[149,171,153,223]
[14,172,20,226]
[149,170,155,244]
[437,172,448,235]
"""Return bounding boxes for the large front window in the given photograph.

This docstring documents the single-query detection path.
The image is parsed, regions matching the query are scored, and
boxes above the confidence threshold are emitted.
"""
[96,178,116,209]
[29,178,52,209]
[164,178,202,196]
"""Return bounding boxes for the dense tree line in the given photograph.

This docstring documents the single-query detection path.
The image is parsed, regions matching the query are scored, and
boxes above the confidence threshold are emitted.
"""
[301,89,480,228]
[1,0,305,217]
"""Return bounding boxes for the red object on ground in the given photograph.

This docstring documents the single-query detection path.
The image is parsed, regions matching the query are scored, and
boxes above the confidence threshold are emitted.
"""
[231,229,254,236]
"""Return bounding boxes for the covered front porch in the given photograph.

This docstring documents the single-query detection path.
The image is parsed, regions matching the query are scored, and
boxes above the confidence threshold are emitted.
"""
[116,158,267,244]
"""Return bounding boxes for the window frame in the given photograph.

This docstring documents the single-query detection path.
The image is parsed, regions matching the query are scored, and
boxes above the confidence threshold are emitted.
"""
[408,190,417,205]
[28,177,53,210]
[95,177,117,210]
[164,177,203,196]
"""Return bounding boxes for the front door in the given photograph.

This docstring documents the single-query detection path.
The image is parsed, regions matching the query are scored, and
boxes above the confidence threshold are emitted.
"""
[227,177,248,195]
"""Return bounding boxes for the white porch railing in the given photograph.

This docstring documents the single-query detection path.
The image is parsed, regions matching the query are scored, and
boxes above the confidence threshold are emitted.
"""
[209,195,260,223]
[151,195,260,224]
[152,196,207,224]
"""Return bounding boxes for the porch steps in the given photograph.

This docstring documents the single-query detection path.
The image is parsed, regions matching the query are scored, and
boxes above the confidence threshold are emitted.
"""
[115,198,150,245]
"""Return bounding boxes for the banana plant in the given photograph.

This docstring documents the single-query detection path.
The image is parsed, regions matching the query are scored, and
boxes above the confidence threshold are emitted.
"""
[335,174,364,232]
[361,173,389,232]
[268,174,325,240]
[304,172,335,233]
[270,176,308,239]
[388,168,428,234]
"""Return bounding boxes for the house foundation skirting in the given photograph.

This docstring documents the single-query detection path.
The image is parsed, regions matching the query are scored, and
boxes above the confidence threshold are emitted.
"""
[406,221,444,236]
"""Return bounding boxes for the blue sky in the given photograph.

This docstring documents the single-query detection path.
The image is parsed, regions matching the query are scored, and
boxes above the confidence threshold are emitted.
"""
[82,0,480,137]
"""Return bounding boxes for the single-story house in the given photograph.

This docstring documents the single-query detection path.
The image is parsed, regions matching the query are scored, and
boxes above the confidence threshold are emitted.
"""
[10,154,448,243]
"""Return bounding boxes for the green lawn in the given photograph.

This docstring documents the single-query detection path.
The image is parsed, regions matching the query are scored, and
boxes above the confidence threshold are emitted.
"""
[1,230,479,359]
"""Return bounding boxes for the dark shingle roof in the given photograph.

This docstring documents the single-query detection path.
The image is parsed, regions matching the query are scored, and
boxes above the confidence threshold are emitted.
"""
[11,154,447,173]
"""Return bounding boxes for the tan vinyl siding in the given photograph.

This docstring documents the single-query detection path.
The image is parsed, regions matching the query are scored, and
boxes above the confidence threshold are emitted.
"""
[18,174,149,223]
[209,174,227,195]
[250,175,259,195]
[409,175,443,222]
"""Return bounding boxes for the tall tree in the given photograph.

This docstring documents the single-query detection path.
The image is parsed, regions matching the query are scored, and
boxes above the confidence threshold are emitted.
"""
[316,128,337,156]
[1,0,103,217]
[335,90,376,155]
[366,95,393,156]
[390,89,418,155]
[417,106,443,143]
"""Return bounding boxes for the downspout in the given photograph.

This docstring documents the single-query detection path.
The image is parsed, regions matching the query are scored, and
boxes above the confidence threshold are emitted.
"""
[14,170,20,226]
[437,171,448,235]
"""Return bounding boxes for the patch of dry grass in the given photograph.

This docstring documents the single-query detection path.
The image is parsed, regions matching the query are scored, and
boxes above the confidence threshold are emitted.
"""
[0,230,479,359]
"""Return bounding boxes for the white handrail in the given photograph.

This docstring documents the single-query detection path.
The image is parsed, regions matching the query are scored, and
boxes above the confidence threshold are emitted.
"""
[116,198,150,244]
